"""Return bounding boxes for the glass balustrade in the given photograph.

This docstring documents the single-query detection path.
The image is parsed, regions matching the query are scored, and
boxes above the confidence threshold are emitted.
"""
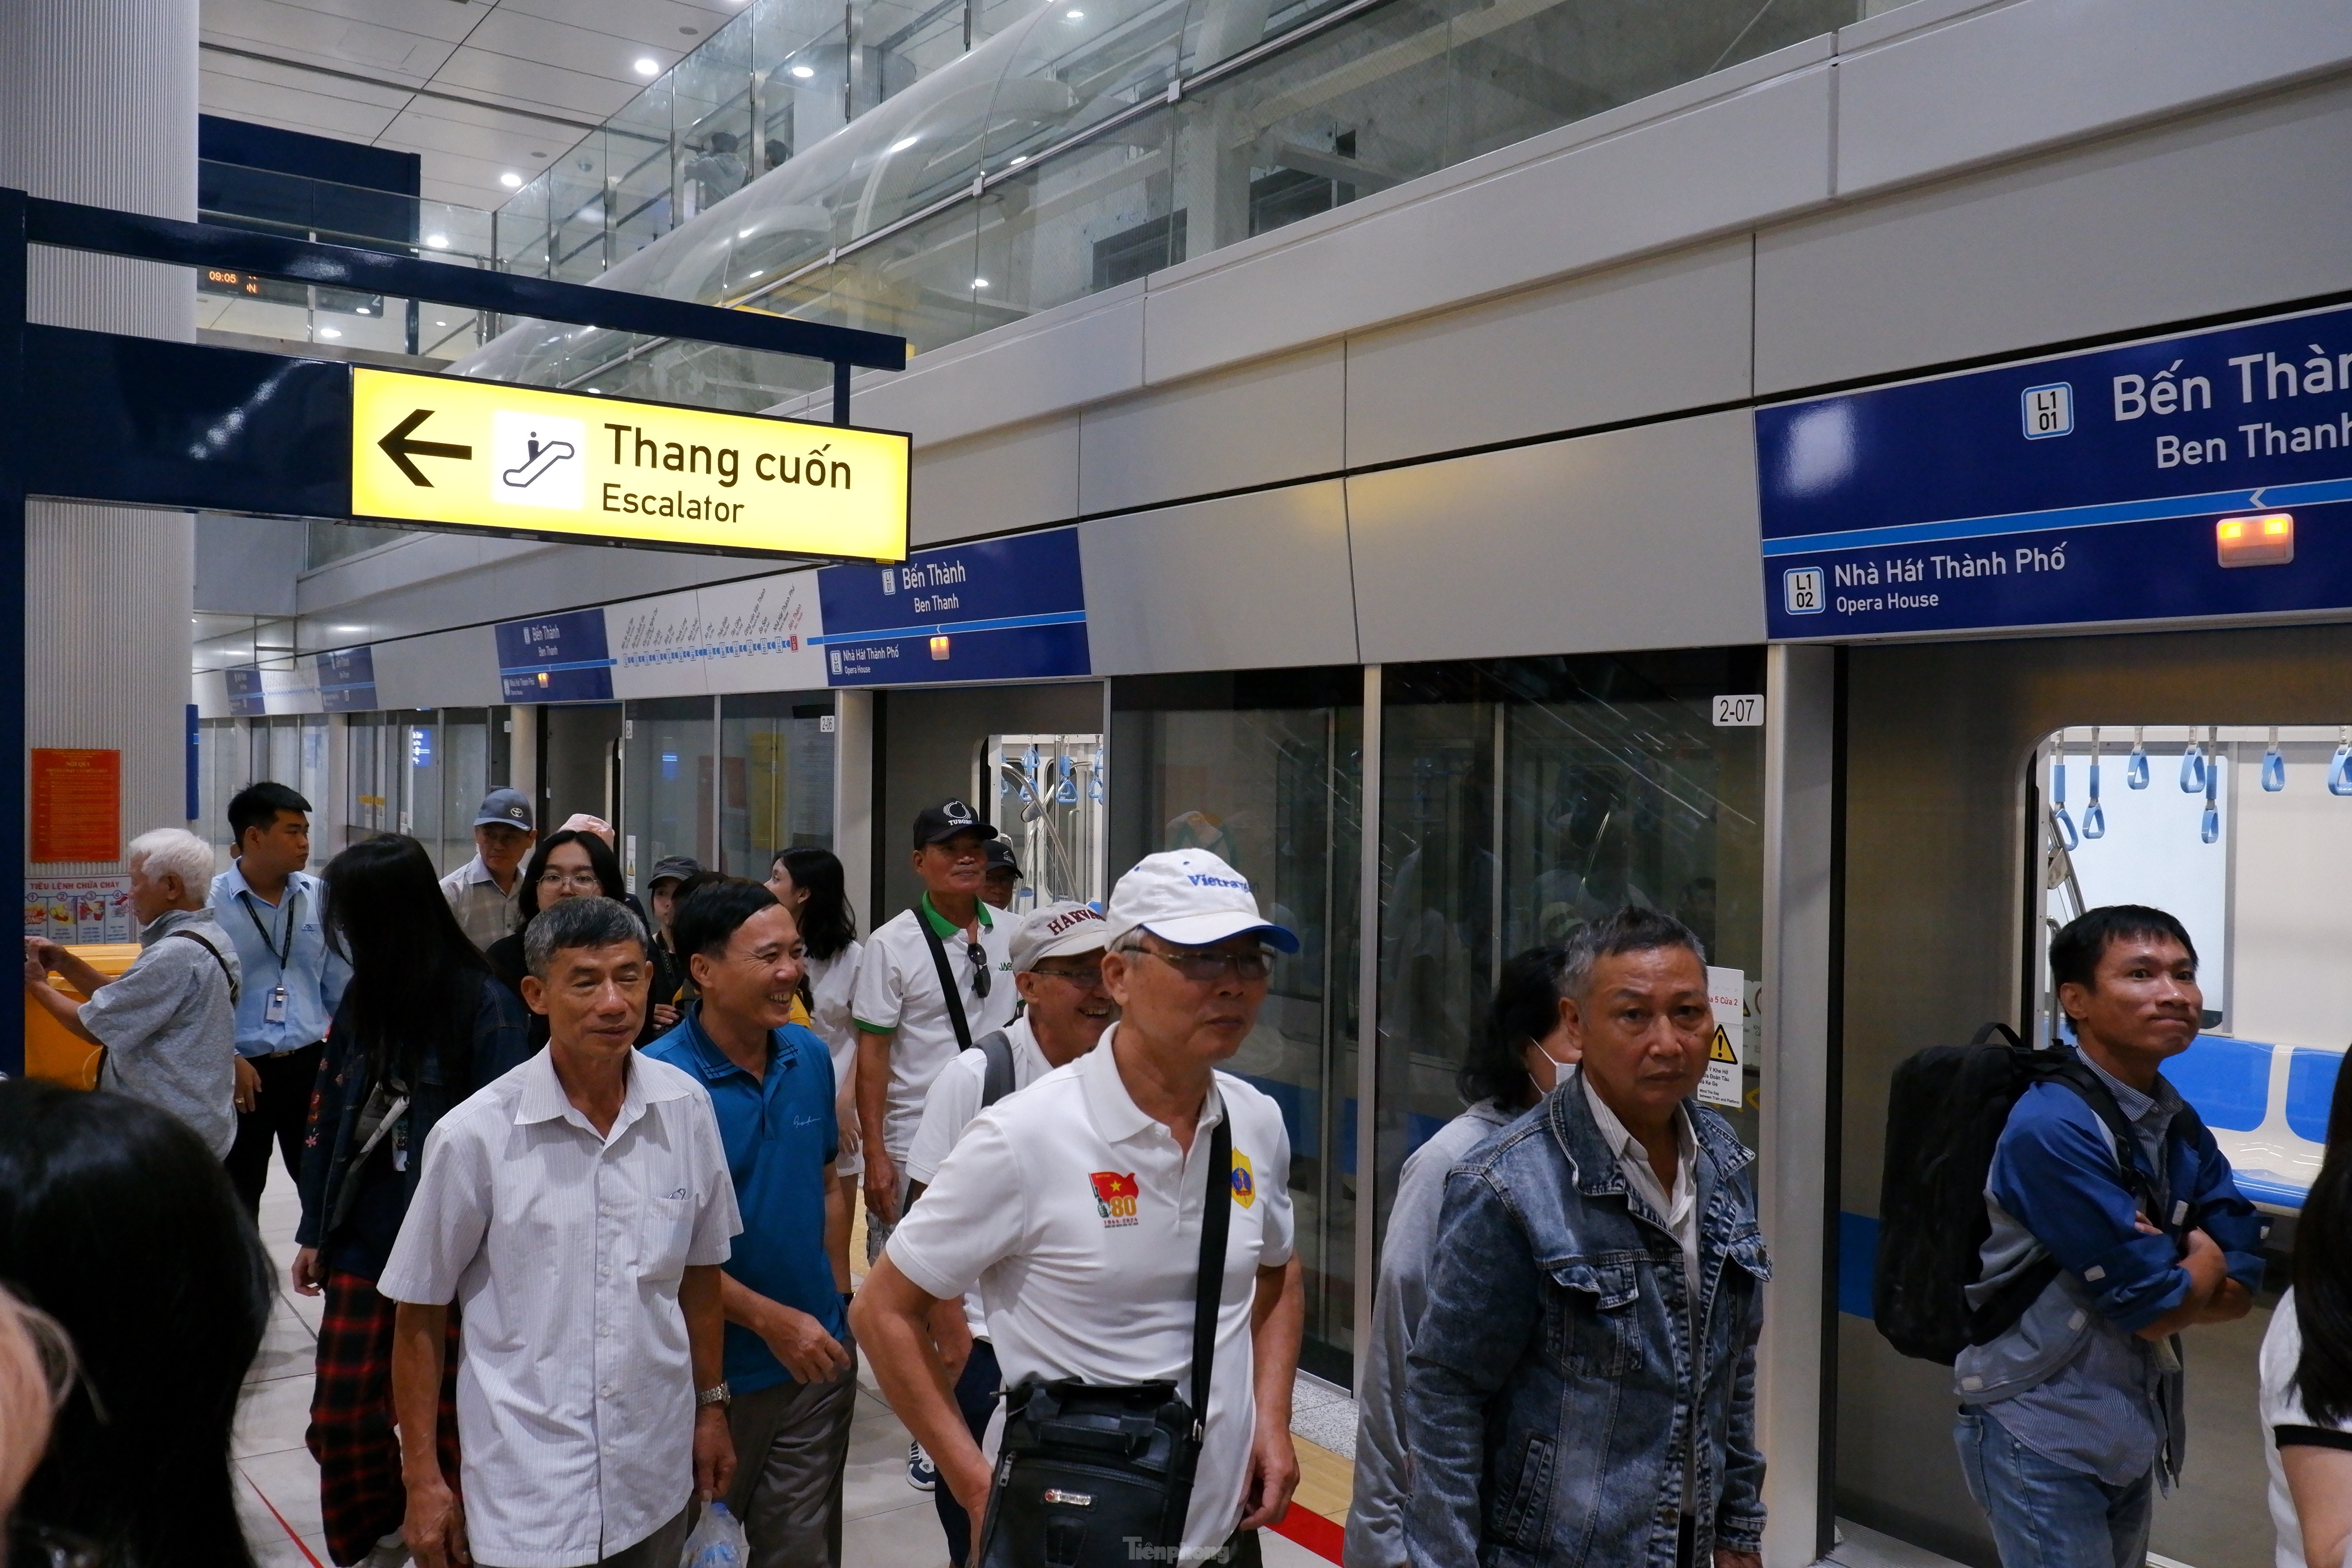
[456,0,1859,408]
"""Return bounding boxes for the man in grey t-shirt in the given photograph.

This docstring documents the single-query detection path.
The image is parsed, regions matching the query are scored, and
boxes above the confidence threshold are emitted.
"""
[23,828,241,1158]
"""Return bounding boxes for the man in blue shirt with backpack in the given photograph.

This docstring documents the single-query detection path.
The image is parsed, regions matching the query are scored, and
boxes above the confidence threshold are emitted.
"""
[1955,906,2263,1568]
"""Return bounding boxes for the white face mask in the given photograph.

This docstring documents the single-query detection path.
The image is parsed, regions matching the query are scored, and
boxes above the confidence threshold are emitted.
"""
[1525,1035,1579,1096]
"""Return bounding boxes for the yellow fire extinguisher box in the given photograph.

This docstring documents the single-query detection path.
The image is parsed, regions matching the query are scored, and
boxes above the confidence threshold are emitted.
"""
[24,943,142,1090]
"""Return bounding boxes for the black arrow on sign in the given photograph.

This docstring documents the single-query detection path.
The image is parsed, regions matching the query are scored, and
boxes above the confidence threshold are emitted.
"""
[379,408,473,486]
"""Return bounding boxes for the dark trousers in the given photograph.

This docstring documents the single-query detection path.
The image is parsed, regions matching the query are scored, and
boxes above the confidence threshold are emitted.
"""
[225,1042,323,1217]
[726,1332,861,1568]
[936,1338,1003,1566]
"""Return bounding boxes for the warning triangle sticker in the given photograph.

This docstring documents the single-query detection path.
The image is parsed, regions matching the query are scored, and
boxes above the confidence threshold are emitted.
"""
[1708,1024,1738,1064]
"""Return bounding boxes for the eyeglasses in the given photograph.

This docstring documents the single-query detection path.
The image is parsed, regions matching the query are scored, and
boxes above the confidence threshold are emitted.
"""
[536,870,604,891]
[965,940,991,999]
[1140,947,1272,984]
[1031,963,1104,986]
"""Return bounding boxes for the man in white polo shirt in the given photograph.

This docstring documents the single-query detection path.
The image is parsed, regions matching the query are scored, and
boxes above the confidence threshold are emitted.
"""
[902,899,1116,1566]
[854,850,1307,1567]
[851,799,1018,1261]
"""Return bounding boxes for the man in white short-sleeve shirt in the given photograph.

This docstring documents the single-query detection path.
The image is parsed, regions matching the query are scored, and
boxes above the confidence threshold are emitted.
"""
[902,899,1116,1566]
[855,850,1307,1565]
[380,897,743,1568]
[850,799,1017,1256]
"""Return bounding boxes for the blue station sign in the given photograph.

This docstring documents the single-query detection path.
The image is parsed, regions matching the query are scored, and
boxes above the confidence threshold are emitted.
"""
[815,527,1089,686]
[1759,300,2352,639]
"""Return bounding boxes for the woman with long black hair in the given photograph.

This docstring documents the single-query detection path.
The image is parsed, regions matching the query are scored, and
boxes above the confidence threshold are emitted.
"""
[292,834,534,1568]
[2267,1054,2352,1568]
[1345,943,1581,1567]
[486,827,679,1046]
[0,1078,272,1568]
[769,846,865,1219]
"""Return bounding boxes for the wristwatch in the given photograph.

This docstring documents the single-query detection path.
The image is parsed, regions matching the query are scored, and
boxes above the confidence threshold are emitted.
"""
[695,1382,731,1409]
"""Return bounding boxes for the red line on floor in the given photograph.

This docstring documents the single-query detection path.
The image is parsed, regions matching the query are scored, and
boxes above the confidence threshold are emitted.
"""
[239,1463,327,1568]
[1270,1503,1345,1563]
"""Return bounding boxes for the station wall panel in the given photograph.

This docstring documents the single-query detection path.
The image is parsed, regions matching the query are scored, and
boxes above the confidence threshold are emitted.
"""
[1076,343,1346,518]
[1346,408,1763,665]
[1755,77,2352,394]
[1343,239,1754,470]
[371,622,501,709]
[908,415,1082,547]
[1078,481,1357,676]
[1832,0,2352,199]
[852,282,1145,450]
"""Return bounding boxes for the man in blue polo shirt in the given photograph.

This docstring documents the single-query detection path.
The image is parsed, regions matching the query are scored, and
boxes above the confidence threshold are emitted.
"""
[646,878,854,1568]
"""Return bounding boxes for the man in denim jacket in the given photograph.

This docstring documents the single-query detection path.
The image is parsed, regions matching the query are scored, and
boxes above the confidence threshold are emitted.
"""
[1405,907,1769,1568]
[1953,906,2261,1568]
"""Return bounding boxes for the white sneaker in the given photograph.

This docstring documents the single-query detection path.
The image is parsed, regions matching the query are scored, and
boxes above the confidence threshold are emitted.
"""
[908,1440,938,1492]
[362,1532,410,1568]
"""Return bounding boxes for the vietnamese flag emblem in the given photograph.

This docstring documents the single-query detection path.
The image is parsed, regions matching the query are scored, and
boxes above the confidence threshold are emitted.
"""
[1089,1171,1142,1225]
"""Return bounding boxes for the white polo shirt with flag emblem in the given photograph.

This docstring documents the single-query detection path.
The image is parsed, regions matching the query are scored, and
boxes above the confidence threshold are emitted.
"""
[885,1027,1295,1559]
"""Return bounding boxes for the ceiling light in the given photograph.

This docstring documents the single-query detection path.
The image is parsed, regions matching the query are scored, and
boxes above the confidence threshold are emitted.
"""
[633,57,660,75]
[356,305,370,314]
[747,269,763,278]
[318,327,341,339]
[501,172,523,188]
[972,278,988,289]
[889,136,919,152]
[1065,9,1083,18]
[436,319,447,326]
[1009,154,1027,165]
[425,233,448,249]
[790,64,815,78]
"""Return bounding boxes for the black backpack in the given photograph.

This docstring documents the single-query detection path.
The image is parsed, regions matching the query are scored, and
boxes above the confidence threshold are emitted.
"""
[1872,1023,2197,1364]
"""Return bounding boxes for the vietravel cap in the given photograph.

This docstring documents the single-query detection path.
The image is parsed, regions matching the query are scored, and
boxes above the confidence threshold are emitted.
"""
[984,837,1021,876]
[648,855,701,889]
[1010,901,1108,972]
[912,797,994,849]
[1104,850,1299,954]
[474,787,534,831]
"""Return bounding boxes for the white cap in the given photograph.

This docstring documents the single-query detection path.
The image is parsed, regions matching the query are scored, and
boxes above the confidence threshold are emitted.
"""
[1010,901,1109,972]
[1104,850,1300,954]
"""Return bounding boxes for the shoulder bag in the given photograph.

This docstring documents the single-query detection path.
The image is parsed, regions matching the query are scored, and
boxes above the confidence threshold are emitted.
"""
[919,907,979,1054]
[977,1109,1233,1568]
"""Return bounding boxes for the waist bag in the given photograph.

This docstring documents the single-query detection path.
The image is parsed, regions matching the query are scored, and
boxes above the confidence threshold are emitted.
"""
[979,1111,1232,1568]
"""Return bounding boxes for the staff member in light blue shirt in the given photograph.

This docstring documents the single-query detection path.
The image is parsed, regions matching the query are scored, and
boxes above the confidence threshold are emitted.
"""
[212,781,349,1219]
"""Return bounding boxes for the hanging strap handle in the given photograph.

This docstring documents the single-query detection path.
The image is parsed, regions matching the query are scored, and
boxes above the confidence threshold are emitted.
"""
[1189,1108,1234,1431]
[918,905,977,1054]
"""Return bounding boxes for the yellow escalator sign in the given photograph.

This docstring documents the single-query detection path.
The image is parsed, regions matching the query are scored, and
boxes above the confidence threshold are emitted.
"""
[350,367,908,561]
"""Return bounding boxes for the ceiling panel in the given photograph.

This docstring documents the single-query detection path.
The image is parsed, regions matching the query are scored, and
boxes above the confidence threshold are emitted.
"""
[197,0,707,214]
[432,45,648,119]
[456,11,684,91]
[202,0,457,78]
[501,0,746,51]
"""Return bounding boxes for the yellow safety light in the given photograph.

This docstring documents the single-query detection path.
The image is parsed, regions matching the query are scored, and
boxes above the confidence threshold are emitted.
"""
[929,635,951,660]
[2216,512,2294,568]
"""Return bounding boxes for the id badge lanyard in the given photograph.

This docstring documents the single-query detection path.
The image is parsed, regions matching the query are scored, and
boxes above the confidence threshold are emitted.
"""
[238,887,299,1027]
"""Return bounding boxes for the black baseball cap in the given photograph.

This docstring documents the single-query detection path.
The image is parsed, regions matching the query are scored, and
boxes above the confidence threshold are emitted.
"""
[913,798,994,849]
[648,855,702,889]
[984,838,1021,876]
